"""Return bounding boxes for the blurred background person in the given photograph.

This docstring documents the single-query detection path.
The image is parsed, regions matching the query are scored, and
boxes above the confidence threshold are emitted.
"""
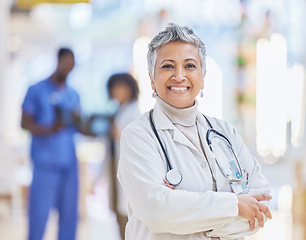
[21,48,81,240]
[107,73,141,240]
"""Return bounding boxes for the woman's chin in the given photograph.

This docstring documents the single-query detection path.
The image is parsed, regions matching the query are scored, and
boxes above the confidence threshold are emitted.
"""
[168,99,195,109]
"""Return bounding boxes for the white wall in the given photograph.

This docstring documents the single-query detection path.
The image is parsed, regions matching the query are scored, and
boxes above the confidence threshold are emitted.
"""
[0,0,12,142]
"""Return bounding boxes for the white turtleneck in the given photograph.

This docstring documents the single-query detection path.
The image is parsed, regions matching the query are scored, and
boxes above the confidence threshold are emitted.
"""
[156,96,203,154]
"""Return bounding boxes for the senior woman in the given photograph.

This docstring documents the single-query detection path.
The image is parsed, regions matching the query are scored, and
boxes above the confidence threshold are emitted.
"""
[117,23,272,240]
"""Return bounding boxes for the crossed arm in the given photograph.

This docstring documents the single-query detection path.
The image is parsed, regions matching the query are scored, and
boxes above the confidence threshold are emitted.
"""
[164,179,272,229]
[162,178,272,239]
[119,122,272,238]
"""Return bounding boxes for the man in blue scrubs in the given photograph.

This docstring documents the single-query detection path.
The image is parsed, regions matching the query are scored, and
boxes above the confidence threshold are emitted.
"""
[22,48,80,240]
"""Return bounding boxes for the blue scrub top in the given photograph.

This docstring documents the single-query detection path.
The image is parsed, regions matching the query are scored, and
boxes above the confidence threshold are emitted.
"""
[22,78,80,170]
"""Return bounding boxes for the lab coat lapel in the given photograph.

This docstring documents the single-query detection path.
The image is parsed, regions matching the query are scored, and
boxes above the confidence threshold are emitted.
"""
[196,113,217,161]
[172,128,198,151]
[153,105,198,151]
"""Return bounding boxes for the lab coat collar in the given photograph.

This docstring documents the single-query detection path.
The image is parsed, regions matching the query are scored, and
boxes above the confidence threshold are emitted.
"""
[152,103,199,152]
[196,113,223,133]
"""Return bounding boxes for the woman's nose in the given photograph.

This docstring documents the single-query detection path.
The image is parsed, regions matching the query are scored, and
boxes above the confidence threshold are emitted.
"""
[172,67,186,82]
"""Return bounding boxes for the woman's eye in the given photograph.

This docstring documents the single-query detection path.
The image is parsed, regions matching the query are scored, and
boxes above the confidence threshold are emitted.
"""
[186,63,196,68]
[162,65,173,69]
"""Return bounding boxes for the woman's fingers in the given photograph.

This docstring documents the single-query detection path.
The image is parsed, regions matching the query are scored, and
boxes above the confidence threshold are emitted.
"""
[255,210,264,228]
[254,193,272,201]
[163,179,175,190]
[253,193,273,220]
[238,193,272,230]
[249,217,256,230]
[258,202,272,219]
[163,178,169,184]
[165,184,175,190]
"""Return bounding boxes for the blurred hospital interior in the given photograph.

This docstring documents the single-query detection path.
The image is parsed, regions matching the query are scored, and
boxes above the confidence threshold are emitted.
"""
[0,0,306,239]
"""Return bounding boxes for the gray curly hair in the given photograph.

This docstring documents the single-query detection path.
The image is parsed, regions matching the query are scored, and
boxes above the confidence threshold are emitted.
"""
[147,23,206,81]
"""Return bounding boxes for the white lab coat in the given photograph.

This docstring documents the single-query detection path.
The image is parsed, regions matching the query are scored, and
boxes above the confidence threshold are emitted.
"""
[117,103,270,240]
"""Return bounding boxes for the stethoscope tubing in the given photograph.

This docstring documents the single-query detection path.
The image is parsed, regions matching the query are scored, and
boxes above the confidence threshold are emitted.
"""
[203,115,244,182]
[149,109,173,171]
[150,109,182,186]
[149,109,243,185]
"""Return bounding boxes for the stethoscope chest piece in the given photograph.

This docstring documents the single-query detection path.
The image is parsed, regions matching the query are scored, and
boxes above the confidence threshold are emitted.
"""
[166,169,182,186]
[150,109,245,188]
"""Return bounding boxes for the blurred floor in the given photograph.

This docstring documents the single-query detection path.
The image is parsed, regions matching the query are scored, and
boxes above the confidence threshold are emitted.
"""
[0,200,301,240]
[0,199,121,240]
[0,151,304,240]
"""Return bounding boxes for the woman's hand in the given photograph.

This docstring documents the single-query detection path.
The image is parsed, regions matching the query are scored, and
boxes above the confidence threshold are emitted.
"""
[237,193,272,230]
[163,180,273,230]
[163,179,175,190]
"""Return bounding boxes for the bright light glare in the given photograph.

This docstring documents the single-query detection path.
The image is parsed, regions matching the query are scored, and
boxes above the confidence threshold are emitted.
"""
[288,64,305,147]
[197,57,223,119]
[275,184,293,240]
[278,184,293,215]
[256,34,287,158]
[77,141,105,163]
[256,33,305,158]
[133,37,153,113]
[69,3,92,29]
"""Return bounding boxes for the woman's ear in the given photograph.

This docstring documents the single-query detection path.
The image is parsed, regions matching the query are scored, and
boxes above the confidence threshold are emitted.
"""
[149,73,155,91]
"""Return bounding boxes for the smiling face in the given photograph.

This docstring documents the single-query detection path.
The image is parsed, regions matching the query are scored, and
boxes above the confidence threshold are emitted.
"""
[150,41,204,109]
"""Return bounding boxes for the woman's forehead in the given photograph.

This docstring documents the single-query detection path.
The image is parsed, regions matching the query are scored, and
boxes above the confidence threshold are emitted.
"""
[156,42,200,61]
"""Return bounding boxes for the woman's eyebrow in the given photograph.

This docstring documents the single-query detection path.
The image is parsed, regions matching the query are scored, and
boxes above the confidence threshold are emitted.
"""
[185,58,197,62]
[160,59,175,64]
[160,58,198,64]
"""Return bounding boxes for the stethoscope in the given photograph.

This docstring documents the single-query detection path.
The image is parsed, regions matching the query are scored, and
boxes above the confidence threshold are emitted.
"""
[149,109,244,186]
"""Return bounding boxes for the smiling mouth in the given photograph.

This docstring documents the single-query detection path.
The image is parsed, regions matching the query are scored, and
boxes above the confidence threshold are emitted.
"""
[168,86,189,91]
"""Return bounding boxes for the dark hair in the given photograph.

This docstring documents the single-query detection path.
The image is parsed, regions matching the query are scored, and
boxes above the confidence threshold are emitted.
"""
[107,73,139,101]
[58,48,74,59]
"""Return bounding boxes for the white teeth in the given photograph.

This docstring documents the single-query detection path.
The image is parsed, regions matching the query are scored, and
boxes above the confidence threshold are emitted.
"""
[170,87,187,91]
